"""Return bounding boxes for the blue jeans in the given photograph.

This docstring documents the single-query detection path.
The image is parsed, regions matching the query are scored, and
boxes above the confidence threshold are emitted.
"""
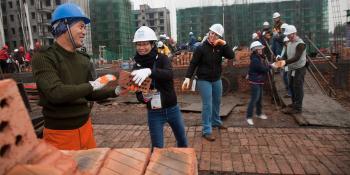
[147,104,188,148]
[246,84,263,119]
[197,79,223,135]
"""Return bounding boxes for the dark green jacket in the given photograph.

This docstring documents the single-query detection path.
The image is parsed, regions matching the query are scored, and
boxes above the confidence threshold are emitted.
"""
[32,42,116,130]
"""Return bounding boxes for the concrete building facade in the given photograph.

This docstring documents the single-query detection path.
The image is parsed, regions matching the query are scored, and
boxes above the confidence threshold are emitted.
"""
[133,4,171,38]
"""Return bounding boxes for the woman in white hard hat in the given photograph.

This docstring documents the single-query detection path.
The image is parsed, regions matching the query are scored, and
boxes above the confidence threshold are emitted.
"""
[182,23,235,141]
[246,41,272,125]
[131,26,188,148]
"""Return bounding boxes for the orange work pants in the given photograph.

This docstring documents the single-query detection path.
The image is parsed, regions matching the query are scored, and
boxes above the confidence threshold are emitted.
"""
[43,117,96,150]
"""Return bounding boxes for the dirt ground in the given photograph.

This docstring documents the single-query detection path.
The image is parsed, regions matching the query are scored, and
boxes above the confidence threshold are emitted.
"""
[29,90,350,128]
[89,92,299,128]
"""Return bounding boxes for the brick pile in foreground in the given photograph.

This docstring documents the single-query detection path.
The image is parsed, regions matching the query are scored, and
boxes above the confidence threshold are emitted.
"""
[0,79,198,175]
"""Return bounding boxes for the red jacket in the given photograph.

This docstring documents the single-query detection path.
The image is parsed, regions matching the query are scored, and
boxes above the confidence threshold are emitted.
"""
[0,49,9,60]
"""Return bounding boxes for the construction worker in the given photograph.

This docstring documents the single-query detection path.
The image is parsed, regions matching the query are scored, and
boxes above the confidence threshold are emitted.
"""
[252,32,259,41]
[276,25,307,114]
[131,26,188,148]
[272,12,284,56]
[188,32,196,51]
[32,3,120,150]
[262,21,270,33]
[0,45,9,73]
[182,24,235,141]
[277,36,291,98]
[246,41,272,125]
[157,41,171,57]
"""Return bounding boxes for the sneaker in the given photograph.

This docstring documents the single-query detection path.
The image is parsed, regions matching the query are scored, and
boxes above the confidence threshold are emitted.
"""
[202,134,216,141]
[246,119,254,125]
[256,114,268,119]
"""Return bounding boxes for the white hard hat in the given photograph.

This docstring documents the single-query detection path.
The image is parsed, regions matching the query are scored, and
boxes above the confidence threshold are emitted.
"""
[159,34,166,39]
[14,49,18,52]
[273,12,281,19]
[157,41,164,48]
[281,23,288,29]
[284,25,297,35]
[189,32,193,35]
[252,33,258,39]
[283,37,289,42]
[263,21,269,26]
[209,23,224,37]
[133,26,157,42]
[250,41,264,50]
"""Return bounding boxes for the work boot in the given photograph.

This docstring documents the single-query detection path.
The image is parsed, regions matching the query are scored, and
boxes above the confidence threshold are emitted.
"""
[202,134,215,141]
[282,108,301,114]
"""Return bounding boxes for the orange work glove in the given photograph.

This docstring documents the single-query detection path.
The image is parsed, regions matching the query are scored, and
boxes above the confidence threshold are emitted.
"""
[89,74,116,91]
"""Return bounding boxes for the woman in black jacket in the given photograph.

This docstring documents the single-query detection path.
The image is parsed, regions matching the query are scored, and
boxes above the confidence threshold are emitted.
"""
[131,26,188,148]
[182,24,235,141]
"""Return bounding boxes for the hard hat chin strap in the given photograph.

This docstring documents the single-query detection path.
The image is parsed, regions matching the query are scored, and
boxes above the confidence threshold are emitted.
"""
[64,19,78,49]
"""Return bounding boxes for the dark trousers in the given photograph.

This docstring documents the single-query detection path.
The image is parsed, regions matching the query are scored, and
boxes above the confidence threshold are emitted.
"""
[0,60,7,73]
[288,66,306,111]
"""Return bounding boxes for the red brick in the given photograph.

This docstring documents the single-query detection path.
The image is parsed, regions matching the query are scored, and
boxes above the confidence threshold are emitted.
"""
[61,148,110,175]
[145,148,197,175]
[210,151,221,171]
[284,155,306,174]
[261,154,280,174]
[251,154,268,174]
[242,153,256,173]
[221,152,233,172]
[273,155,293,174]
[231,153,244,173]
[316,155,343,174]
[0,79,39,174]
[327,155,350,174]
[199,151,210,171]
[295,154,319,174]
[103,148,151,175]
[6,164,63,175]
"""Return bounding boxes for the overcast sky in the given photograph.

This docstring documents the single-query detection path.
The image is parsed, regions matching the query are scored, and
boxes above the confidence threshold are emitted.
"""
[130,0,349,40]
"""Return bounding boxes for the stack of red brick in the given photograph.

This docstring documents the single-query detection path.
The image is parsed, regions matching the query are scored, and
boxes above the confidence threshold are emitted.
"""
[0,79,198,175]
[233,49,251,67]
[172,51,193,68]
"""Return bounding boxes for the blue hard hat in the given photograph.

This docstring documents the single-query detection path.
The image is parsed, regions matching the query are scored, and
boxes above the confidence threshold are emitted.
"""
[51,3,90,25]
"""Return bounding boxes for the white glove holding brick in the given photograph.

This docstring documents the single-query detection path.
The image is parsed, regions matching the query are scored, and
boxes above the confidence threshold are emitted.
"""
[131,68,152,86]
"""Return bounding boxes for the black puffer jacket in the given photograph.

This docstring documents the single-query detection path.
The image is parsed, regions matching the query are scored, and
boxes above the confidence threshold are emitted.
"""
[185,40,234,82]
[133,48,177,110]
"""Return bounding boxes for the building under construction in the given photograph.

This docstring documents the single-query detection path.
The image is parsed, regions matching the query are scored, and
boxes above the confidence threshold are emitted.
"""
[177,0,329,52]
[90,0,134,61]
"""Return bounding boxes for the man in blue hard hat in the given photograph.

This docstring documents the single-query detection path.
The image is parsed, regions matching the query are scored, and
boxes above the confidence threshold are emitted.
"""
[32,3,120,150]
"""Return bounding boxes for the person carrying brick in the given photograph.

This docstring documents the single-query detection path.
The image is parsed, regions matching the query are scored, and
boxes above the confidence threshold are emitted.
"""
[32,3,120,150]
[182,24,235,141]
[131,26,188,148]
[277,25,307,114]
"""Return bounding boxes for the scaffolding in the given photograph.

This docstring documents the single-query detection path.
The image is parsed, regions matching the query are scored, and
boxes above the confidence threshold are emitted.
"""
[177,0,329,52]
[90,0,134,61]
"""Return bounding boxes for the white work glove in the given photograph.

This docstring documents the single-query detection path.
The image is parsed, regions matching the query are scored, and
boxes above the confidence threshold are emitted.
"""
[89,74,116,91]
[131,68,152,86]
[276,55,282,60]
[115,85,121,96]
[182,78,190,90]
[232,46,238,52]
[270,63,278,69]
